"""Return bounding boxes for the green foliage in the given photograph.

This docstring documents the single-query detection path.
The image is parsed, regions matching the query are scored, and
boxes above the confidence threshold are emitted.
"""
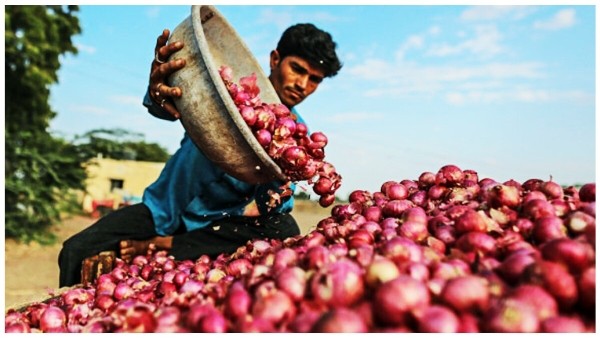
[75,128,171,162]
[5,5,84,243]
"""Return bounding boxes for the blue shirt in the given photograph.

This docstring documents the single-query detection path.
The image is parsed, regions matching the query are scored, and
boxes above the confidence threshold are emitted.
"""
[141,90,299,236]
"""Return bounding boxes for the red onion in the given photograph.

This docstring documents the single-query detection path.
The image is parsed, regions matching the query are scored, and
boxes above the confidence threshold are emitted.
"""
[365,256,400,288]
[521,260,578,310]
[252,289,296,325]
[523,199,556,220]
[310,258,364,307]
[373,275,430,326]
[275,266,307,301]
[224,281,251,320]
[484,299,540,333]
[532,216,567,243]
[541,315,586,333]
[578,183,595,202]
[440,275,490,314]
[435,164,464,187]
[414,305,459,333]
[418,171,436,188]
[488,184,521,209]
[577,266,595,311]
[454,209,487,234]
[311,308,368,333]
[40,306,67,332]
[540,237,592,274]
[507,284,558,320]
[385,182,409,200]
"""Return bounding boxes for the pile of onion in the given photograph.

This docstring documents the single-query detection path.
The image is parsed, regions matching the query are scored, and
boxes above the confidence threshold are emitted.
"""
[5,164,595,333]
[219,66,341,207]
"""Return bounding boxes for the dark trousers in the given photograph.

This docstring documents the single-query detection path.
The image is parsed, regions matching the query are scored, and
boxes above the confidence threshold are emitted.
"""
[58,203,300,287]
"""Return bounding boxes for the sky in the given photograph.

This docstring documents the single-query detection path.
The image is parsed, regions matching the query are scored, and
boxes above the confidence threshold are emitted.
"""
[42,4,596,198]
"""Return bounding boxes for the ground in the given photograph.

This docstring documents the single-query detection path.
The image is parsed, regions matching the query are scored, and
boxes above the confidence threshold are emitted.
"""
[4,200,332,312]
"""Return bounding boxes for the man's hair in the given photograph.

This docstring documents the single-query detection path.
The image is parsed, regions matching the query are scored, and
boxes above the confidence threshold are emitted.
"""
[276,23,342,78]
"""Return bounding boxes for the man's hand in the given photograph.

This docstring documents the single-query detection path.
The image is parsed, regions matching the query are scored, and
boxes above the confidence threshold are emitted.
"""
[150,29,186,119]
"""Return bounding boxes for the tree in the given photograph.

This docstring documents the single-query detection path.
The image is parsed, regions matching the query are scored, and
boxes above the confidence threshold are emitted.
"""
[75,128,171,162]
[5,6,85,242]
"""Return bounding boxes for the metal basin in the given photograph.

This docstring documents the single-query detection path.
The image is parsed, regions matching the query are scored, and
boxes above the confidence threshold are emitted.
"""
[167,5,286,184]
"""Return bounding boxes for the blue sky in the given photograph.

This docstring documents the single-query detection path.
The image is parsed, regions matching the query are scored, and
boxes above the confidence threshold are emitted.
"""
[45,4,596,198]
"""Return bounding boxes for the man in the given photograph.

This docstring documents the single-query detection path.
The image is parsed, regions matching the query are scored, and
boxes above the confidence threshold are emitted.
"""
[58,23,342,287]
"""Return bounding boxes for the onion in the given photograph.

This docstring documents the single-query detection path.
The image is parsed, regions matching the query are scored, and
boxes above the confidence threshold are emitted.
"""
[495,251,536,285]
[540,238,592,274]
[454,209,487,234]
[385,182,409,200]
[39,306,67,332]
[564,210,595,234]
[455,231,496,256]
[507,284,558,320]
[541,316,586,333]
[275,266,307,301]
[311,308,368,333]
[224,281,251,320]
[521,260,578,310]
[382,200,415,218]
[414,305,459,333]
[252,290,296,325]
[540,180,564,200]
[577,266,595,312]
[435,164,464,187]
[418,171,436,188]
[532,216,567,244]
[373,276,430,326]
[578,183,595,202]
[310,258,364,307]
[488,184,521,209]
[365,256,400,288]
[523,199,556,220]
[440,275,490,314]
[484,299,539,333]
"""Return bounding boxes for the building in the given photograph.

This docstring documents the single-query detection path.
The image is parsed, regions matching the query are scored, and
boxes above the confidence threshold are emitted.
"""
[83,157,165,217]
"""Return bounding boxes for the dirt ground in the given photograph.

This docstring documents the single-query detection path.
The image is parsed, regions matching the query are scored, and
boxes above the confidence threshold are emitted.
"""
[4,200,332,312]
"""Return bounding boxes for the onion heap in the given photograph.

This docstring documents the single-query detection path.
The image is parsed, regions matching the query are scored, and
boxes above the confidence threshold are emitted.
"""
[5,164,596,333]
[218,65,342,207]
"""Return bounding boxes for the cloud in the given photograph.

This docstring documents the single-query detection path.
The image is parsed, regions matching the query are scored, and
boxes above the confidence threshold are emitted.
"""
[460,6,536,21]
[395,35,424,60]
[75,43,96,54]
[145,6,161,19]
[534,9,576,30]
[427,25,503,58]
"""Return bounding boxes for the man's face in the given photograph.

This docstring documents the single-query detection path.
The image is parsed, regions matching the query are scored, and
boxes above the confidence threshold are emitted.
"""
[268,50,325,109]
